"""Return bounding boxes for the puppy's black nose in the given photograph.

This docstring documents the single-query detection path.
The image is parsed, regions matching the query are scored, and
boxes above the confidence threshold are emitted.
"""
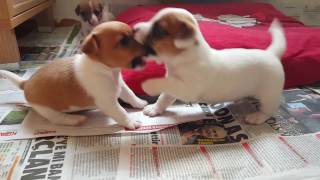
[131,57,145,68]
[144,45,156,56]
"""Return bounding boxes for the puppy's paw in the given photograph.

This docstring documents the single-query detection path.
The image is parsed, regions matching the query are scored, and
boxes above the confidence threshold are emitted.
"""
[143,104,163,117]
[75,116,88,126]
[60,115,87,126]
[142,79,161,96]
[131,99,148,109]
[124,120,142,130]
[245,112,269,125]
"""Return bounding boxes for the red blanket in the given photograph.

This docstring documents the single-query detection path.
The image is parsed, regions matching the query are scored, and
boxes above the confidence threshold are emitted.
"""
[118,2,320,95]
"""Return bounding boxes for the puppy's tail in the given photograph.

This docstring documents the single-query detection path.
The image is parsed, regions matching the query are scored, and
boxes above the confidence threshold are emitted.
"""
[267,19,286,58]
[0,70,25,90]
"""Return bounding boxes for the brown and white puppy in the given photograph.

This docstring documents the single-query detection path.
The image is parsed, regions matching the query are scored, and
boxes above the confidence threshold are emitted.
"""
[134,8,286,125]
[0,21,147,129]
[75,0,114,37]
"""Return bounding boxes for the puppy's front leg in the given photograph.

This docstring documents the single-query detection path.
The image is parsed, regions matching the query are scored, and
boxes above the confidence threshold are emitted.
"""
[142,78,188,98]
[119,79,148,109]
[143,93,176,117]
[96,99,140,129]
[142,78,191,116]
[142,78,168,96]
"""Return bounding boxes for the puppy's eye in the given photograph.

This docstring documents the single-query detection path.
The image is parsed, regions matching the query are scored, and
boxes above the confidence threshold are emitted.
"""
[151,23,169,39]
[93,10,100,16]
[120,36,130,47]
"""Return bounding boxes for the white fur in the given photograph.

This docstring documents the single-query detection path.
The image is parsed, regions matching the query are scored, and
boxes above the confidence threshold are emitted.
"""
[0,70,25,87]
[134,22,152,44]
[31,103,88,126]
[73,54,147,129]
[135,8,286,125]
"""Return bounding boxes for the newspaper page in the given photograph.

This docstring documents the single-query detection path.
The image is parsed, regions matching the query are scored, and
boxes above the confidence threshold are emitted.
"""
[307,81,320,94]
[18,26,74,62]
[116,133,320,180]
[1,133,320,180]
[1,87,320,179]
[1,135,121,180]
[57,25,82,58]
[1,88,320,142]
[0,103,210,140]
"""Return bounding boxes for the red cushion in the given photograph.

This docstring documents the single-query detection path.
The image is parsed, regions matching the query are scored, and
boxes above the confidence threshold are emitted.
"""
[118,2,320,95]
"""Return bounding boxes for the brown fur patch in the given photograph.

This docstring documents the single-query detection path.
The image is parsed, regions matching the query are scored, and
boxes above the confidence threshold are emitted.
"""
[81,21,145,68]
[76,0,104,21]
[24,58,95,111]
[76,1,91,16]
[148,13,196,56]
[78,0,103,12]
[90,0,103,10]
[24,21,144,111]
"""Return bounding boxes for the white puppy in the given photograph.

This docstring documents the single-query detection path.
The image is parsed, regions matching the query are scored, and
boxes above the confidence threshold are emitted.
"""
[134,8,286,125]
[0,22,147,129]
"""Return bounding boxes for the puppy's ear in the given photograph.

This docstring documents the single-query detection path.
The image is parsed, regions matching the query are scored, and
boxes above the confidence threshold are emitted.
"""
[174,20,196,49]
[81,34,99,55]
[75,5,80,16]
[99,3,104,11]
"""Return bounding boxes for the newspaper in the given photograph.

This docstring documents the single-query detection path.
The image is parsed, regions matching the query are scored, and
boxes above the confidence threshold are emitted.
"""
[18,27,74,47]
[1,133,320,180]
[57,25,82,58]
[116,133,320,180]
[17,26,74,62]
[1,86,320,179]
[0,103,210,141]
[1,88,320,142]
[307,81,320,94]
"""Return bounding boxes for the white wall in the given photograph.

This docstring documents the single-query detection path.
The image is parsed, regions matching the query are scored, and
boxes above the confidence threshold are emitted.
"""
[53,0,160,22]
[53,0,78,21]
[53,0,320,26]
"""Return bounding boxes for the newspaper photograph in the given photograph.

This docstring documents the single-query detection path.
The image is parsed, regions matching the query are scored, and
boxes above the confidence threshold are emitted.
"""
[177,102,252,145]
[269,88,320,135]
